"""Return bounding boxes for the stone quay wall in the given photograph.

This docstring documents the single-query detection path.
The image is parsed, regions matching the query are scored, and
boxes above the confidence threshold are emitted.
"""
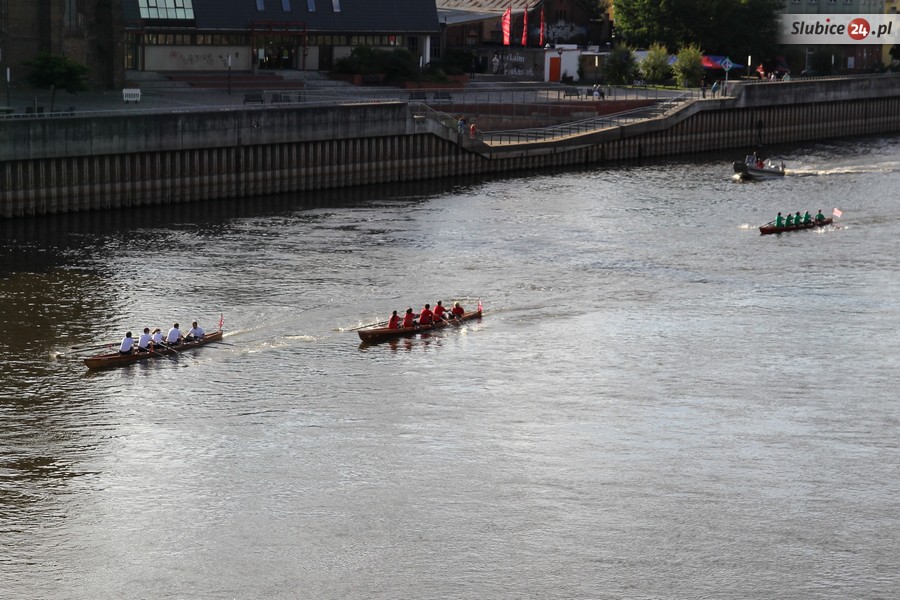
[1,76,898,217]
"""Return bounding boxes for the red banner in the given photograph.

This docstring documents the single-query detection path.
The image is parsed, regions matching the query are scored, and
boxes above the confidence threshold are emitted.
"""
[539,7,545,46]
[502,7,511,46]
[522,4,529,46]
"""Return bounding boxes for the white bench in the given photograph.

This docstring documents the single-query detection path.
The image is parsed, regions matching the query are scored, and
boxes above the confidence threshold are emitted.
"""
[122,88,142,103]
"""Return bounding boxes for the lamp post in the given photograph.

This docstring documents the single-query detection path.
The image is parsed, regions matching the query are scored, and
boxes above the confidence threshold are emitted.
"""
[227,54,232,95]
[5,68,10,108]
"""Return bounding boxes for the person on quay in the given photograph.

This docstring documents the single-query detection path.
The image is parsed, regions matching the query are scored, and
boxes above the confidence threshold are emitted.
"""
[401,308,417,328]
[775,212,784,227]
[186,321,205,341]
[419,303,435,326]
[433,300,447,322]
[137,327,152,352]
[785,212,794,227]
[450,301,466,319]
[802,211,812,224]
[166,323,183,346]
[119,331,135,355]
[387,310,401,329]
[815,209,826,222]
[151,327,164,348]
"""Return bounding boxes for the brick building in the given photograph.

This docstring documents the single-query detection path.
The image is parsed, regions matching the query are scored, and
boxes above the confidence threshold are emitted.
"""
[0,0,124,90]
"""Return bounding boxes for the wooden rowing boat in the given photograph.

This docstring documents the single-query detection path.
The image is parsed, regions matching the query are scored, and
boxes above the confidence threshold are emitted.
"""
[759,217,832,235]
[83,330,224,370]
[357,311,482,344]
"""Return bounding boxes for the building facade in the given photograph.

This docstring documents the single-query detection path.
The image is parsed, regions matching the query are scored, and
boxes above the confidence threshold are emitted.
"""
[769,0,890,72]
[0,0,123,90]
[122,0,440,73]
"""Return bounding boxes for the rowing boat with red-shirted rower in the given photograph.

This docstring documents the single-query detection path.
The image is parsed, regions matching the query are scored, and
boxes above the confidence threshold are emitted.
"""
[357,310,482,344]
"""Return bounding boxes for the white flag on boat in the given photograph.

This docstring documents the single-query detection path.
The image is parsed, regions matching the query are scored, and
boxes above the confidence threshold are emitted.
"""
[833,207,843,218]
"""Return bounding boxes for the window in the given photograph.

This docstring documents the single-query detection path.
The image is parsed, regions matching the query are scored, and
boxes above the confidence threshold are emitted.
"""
[282,0,291,10]
[139,0,194,20]
[332,0,341,11]
[65,0,84,33]
[307,0,316,12]
[257,0,265,10]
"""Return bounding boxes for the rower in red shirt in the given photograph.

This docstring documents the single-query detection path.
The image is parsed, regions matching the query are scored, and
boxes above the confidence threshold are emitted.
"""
[450,301,465,318]
[419,303,435,325]
[387,310,401,329]
[433,300,447,321]
[401,308,416,328]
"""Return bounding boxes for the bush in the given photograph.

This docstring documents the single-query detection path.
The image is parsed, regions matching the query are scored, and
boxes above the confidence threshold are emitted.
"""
[430,49,474,76]
[23,52,89,111]
[334,46,421,83]
[602,46,637,85]
[640,43,672,84]
[672,45,704,88]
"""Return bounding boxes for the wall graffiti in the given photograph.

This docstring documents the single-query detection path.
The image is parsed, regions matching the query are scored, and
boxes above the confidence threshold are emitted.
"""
[168,50,218,68]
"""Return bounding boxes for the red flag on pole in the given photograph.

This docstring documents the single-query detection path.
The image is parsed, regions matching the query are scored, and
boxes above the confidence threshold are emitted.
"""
[502,7,511,46]
[832,207,842,218]
[521,4,529,46]
[539,7,545,47]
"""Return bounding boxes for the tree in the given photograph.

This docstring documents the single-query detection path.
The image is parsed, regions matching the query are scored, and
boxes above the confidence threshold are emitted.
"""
[613,0,782,63]
[640,43,673,84]
[24,53,89,112]
[672,45,704,88]
[602,46,637,85]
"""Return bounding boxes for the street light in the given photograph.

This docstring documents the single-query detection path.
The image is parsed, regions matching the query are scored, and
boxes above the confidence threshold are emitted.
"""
[227,54,232,95]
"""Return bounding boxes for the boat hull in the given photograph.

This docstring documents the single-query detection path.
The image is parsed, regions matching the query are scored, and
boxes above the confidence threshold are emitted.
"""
[759,217,832,235]
[83,330,224,369]
[358,311,482,344]
[733,161,785,180]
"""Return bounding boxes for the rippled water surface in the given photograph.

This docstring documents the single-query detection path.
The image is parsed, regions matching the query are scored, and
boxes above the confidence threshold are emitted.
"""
[2,136,899,599]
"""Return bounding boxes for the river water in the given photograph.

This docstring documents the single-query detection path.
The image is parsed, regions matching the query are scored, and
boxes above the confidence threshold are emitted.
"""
[2,135,899,599]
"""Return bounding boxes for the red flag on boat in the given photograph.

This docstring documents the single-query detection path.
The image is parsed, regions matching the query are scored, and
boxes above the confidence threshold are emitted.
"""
[218,313,225,329]
[501,7,511,46]
[521,4,529,46]
[539,7,545,46]
[833,207,843,218]
[477,299,483,313]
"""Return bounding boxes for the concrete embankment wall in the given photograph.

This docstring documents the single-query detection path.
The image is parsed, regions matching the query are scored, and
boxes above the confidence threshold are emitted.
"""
[1,77,898,217]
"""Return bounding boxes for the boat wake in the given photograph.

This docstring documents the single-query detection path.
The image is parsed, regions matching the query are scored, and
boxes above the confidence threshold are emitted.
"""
[788,161,900,177]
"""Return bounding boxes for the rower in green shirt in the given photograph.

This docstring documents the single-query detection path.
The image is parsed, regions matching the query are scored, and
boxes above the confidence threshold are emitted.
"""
[785,213,794,226]
[775,212,784,227]
[815,209,826,222]
[803,211,812,224]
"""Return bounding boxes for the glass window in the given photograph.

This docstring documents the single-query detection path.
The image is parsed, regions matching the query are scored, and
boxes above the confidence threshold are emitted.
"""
[257,0,265,10]
[307,0,316,12]
[282,0,291,10]
[332,0,341,11]
[139,0,193,19]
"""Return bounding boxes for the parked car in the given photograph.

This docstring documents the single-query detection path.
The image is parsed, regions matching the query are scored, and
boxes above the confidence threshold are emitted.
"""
[800,68,820,77]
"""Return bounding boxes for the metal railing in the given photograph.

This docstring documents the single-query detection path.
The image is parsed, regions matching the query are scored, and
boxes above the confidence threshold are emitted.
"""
[479,91,694,145]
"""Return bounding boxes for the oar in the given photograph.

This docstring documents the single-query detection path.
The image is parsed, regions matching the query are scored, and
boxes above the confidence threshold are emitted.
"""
[69,341,116,351]
[347,320,390,331]
[158,342,180,354]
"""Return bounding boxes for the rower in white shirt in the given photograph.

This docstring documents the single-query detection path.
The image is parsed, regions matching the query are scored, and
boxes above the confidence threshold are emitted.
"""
[166,323,183,346]
[151,327,164,347]
[137,327,152,352]
[119,331,135,355]
[186,321,205,341]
